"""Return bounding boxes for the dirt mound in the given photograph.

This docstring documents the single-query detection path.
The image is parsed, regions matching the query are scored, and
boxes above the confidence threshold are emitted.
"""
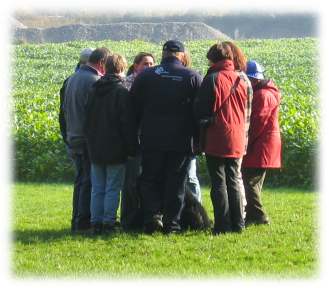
[13,22,231,43]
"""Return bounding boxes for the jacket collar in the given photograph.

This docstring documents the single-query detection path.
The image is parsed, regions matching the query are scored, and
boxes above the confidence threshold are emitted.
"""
[253,79,270,91]
[80,64,103,76]
[161,56,183,66]
[206,59,235,76]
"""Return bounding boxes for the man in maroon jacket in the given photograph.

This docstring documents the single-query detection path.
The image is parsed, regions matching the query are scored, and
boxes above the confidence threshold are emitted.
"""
[242,60,282,226]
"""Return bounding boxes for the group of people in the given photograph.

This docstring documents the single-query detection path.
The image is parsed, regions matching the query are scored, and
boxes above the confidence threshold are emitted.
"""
[59,39,281,236]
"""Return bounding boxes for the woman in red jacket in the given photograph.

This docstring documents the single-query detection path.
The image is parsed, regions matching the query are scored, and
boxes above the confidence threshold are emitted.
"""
[242,60,282,225]
[194,42,250,234]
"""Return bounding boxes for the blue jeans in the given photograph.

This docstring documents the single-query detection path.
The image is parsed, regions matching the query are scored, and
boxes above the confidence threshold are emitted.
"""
[90,163,126,225]
[186,157,202,203]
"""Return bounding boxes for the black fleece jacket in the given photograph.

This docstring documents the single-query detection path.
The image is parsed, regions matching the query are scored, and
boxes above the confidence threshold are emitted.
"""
[85,74,137,165]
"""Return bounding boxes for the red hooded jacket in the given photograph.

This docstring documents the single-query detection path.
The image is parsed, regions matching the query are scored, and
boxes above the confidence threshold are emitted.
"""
[242,80,282,168]
[197,60,249,158]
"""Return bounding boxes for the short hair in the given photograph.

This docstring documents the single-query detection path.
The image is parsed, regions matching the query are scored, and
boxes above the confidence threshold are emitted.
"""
[162,50,184,61]
[105,54,128,74]
[206,42,234,64]
[88,47,112,65]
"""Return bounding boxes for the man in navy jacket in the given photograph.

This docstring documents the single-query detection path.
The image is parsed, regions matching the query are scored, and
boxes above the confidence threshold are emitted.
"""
[130,40,202,234]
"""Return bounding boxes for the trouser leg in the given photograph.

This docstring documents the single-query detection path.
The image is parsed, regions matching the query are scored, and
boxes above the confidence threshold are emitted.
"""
[120,155,142,229]
[186,157,202,203]
[104,164,125,226]
[140,151,164,225]
[71,146,91,230]
[225,158,245,232]
[162,152,191,232]
[90,163,106,224]
[206,155,231,232]
[242,168,267,221]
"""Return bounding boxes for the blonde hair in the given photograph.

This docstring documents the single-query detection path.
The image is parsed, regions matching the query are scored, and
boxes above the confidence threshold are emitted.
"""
[105,53,128,74]
[182,50,192,67]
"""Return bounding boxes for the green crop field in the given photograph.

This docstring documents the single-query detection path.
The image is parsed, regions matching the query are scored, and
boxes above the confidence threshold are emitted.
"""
[12,38,319,187]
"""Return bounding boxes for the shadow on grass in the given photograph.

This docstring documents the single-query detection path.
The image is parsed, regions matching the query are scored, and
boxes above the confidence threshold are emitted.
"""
[13,228,142,244]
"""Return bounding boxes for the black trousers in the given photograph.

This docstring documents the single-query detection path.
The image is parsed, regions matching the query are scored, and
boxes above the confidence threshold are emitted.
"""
[120,154,143,230]
[241,168,267,221]
[206,155,245,232]
[140,151,191,231]
[69,145,91,230]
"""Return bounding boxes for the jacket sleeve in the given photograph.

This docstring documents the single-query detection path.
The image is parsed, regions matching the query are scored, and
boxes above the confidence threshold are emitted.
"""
[193,73,216,122]
[248,91,278,145]
[119,88,137,157]
[129,73,144,129]
[83,86,96,139]
[59,78,68,144]
[190,73,203,149]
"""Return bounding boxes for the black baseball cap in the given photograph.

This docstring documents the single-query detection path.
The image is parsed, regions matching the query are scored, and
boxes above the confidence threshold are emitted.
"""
[163,40,185,52]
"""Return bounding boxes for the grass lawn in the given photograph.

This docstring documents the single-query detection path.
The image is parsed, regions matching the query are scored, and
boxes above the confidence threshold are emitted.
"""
[12,183,318,279]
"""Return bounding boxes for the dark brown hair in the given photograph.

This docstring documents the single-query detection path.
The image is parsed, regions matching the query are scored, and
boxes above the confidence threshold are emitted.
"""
[223,41,247,71]
[88,47,112,65]
[206,41,247,71]
[127,52,155,76]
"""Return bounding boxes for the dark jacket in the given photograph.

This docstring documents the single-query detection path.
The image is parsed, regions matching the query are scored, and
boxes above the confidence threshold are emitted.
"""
[85,74,137,165]
[62,65,101,151]
[130,56,202,153]
[242,79,281,168]
[194,59,249,158]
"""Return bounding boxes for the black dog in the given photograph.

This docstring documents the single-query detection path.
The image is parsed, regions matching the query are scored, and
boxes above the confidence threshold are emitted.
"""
[180,186,212,231]
[122,183,212,232]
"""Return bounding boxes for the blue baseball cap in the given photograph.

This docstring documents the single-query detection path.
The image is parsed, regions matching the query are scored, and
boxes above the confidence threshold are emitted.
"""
[246,60,265,80]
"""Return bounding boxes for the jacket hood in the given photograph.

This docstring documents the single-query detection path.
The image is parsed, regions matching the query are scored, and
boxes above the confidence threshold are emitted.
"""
[93,74,123,96]
[206,59,234,76]
[254,79,280,100]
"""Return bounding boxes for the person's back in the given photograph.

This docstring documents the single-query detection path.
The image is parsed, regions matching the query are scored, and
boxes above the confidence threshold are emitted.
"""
[203,63,248,158]
[132,56,202,152]
[64,66,101,148]
[85,74,136,165]
[243,79,281,168]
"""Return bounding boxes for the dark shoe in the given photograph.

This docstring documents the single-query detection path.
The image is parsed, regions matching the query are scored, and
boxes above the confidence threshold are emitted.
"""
[212,228,228,236]
[231,226,244,233]
[103,223,116,234]
[71,221,92,234]
[91,223,103,235]
[163,227,182,235]
[144,219,163,234]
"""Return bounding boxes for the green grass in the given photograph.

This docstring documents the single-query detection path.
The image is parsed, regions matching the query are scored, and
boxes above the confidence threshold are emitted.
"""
[12,183,318,278]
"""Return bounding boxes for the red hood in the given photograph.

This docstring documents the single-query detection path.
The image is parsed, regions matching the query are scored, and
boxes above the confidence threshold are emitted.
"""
[254,79,280,101]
